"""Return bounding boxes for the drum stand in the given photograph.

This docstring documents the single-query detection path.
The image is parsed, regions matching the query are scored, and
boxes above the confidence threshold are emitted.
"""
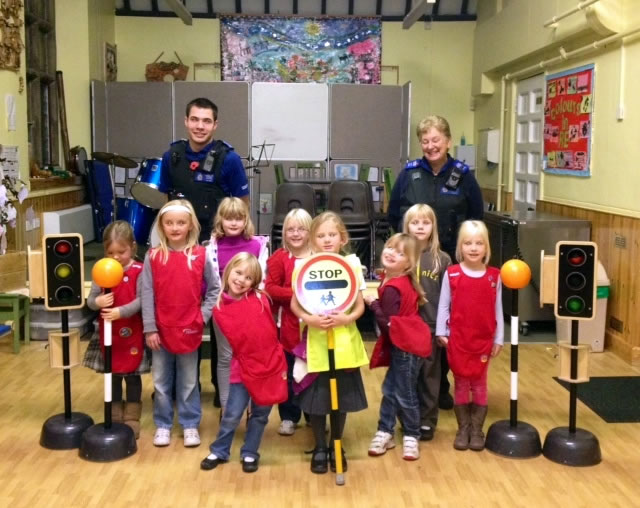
[250,142,274,235]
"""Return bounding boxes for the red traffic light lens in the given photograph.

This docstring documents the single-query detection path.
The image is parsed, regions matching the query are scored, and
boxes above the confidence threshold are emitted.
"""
[566,248,586,266]
[565,296,586,314]
[54,240,72,256]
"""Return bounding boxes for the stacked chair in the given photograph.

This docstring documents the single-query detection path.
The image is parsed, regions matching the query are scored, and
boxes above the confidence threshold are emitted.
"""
[271,183,316,250]
[327,180,375,276]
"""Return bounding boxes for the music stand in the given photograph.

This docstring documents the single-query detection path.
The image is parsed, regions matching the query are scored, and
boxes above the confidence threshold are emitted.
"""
[249,142,275,235]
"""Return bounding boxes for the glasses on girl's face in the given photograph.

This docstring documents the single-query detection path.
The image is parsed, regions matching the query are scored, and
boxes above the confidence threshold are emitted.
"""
[286,227,307,234]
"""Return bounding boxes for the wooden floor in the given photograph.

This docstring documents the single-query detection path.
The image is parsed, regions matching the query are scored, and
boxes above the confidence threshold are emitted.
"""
[1,337,639,508]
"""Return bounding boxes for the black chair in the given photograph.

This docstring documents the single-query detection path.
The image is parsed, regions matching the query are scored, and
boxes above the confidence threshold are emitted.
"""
[271,183,316,250]
[327,180,375,275]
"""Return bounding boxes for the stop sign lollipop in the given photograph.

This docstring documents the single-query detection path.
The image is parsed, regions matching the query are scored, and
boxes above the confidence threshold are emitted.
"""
[294,253,358,486]
[79,258,136,462]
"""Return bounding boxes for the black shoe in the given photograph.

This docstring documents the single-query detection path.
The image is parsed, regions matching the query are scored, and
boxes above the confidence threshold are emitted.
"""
[310,447,329,474]
[438,392,454,410]
[242,457,259,473]
[200,455,225,471]
[329,447,347,473]
[420,426,435,441]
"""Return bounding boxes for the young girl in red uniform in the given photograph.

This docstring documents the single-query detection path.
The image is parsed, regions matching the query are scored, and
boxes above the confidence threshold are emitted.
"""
[365,233,431,461]
[142,199,219,448]
[200,253,287,473]
[290,211,369,475]
[264,208,312,436]
[83,220,148,438]
[436,220,503,451]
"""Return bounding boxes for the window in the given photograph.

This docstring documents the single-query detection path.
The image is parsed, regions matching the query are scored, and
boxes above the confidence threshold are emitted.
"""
[25,0,59,168]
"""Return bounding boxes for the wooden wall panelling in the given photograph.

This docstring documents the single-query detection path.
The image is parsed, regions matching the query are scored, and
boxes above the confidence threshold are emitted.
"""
[537,200,640,365]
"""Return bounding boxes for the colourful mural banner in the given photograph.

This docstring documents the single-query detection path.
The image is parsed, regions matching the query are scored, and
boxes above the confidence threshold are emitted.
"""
[543,64,594,176]
[220,16,381,84]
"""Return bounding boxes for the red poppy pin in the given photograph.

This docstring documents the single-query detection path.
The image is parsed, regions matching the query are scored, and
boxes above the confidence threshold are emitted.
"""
[189,161,199,171]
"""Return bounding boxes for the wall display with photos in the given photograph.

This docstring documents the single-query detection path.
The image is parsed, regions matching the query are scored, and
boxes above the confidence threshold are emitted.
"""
[105,43,117,82]
[543,64,594,177]
[221,16,381,84]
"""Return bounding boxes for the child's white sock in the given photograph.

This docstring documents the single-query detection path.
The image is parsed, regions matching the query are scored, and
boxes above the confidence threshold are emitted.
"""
[207,453,218,460]
[243,456,256,463]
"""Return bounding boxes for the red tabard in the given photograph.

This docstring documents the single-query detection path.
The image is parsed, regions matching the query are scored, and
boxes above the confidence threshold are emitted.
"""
[99,262,144,373]
[213,291,288,406]
[150,246,206,354]
[370,275,432,368]
[446,265,500,379]
[264,249,300,352]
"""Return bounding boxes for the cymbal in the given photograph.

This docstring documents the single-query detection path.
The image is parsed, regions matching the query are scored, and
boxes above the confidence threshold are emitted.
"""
[92,151,138,168]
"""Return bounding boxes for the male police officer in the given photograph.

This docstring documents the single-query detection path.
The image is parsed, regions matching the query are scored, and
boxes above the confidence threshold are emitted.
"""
[162,97,249,242]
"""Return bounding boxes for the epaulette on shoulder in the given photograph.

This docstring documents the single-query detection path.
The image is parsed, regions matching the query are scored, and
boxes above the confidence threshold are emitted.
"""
[170,139,187,148]
[453,160,470,174]
[404,159,421,170]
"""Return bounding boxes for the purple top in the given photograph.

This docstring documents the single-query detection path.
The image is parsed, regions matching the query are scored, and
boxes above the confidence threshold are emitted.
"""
[217,235,262,276]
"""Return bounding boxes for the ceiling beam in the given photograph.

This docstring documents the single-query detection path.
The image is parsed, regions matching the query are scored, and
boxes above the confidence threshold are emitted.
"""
[164,0,192,25]
[403,1,436,30]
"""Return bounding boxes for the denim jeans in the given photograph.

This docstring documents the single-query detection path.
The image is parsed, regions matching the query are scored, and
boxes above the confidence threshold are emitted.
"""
[209,383,272,461]
[152,347,201,429]
[377,345,424,439]
[278,351,302,423]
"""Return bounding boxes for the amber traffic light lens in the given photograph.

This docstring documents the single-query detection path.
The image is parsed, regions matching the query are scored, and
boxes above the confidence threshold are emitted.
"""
[54,263,73,280]
[566,272,586,290]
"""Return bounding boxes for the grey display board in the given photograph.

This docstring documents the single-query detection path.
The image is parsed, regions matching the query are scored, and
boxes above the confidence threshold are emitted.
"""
[401,81,412,162]
[251,82,329,161]
[173,81,250,158]
[90,81,107,153]
[329,84,403,160]
[106,82,173,158]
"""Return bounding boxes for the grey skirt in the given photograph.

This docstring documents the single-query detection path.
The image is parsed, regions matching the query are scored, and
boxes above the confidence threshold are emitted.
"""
[296,369,368,415]
[82,330,151,375]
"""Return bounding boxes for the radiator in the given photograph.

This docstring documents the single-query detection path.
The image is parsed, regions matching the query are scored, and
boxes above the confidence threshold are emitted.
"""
[43,204,95,243]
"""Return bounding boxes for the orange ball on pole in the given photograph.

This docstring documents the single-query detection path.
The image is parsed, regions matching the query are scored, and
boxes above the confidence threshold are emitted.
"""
[92,258,124,289]
[500,259,531,289]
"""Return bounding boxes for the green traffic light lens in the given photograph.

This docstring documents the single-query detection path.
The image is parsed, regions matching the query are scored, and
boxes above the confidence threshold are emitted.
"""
[565,296,585,314]
[55,286,74,304]
[54,263,73,280]
[54,240,72,256]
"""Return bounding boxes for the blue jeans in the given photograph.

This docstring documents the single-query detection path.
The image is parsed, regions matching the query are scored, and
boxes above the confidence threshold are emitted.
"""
[152,347,201,429]
[378,345,424,439]
[209,383,272,461]
[278,351,302,423]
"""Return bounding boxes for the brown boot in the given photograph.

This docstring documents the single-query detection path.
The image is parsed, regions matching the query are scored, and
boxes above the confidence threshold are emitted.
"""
[123,401,142,439]
[453,404,471,450]
[469,403,488,451]
[111,400,124,423]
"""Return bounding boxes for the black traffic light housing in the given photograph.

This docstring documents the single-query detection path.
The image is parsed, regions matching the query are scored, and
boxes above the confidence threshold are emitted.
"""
[554,241,597,320]
[43,234,85,310]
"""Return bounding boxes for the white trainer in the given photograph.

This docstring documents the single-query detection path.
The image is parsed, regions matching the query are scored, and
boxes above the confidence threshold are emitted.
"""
[278,420,296,436]
[368,431,396,456]
[403,436,420,461]
[153,428,171,447]
[183,428,201,447]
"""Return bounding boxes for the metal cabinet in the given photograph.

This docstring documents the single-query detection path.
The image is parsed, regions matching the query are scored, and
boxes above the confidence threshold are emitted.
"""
[484,211,591,332]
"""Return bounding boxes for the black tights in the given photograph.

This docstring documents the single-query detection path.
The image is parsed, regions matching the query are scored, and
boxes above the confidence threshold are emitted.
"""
[310,413,346,449]
[112,374,142,402]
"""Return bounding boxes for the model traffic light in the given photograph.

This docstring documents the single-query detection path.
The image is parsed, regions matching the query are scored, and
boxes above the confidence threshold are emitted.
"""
[554,241,597,320]
[43,234,85,310]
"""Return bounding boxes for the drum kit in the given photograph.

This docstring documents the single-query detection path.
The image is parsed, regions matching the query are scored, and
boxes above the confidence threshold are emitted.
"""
[91,152,168,248]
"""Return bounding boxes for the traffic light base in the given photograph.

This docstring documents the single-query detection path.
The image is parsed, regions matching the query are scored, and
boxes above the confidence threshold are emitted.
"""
[40,412,94,450]
[485,419,542,458]
[79,422,137,462]
[543,426,601,466]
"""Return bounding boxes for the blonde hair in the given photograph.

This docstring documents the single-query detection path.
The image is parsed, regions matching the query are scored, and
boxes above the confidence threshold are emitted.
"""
[282,208,312,253]
[402,203,444,274]
[103,220,137,257]
[455,220,491,265]
[309,211,350,254]
[384,233,426,306]
[416,115,452,140]
[212,197,254,239]
[150,199,200,268]
[217,252,266,307]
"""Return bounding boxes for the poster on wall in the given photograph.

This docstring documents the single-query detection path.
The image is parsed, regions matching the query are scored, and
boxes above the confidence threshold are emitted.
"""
[543,64,594,177]
[220,16,381,84]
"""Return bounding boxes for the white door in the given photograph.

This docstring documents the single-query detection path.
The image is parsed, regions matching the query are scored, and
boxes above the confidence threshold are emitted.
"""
[513,74,545,211]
